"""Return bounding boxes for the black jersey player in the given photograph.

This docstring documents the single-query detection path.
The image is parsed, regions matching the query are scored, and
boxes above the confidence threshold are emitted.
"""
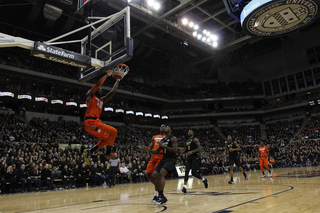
[181,130,208,193]
[226,135,248,184]
[143,126,178,205]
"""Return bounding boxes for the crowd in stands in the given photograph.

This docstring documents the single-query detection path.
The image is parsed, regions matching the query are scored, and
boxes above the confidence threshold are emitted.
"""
[0,111,319,194]
[267,118,304,146]
[299,115,320,140]
[220,125,261,145]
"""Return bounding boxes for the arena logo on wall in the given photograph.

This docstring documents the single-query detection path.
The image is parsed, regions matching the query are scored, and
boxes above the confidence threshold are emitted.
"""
[241,0,319,36]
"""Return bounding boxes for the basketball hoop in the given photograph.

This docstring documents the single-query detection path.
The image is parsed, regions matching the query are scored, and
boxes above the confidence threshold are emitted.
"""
[111,64,129,80]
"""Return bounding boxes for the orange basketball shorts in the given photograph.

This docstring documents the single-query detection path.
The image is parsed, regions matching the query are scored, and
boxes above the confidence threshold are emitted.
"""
[146,156,162,174]
[259,156,269,168]
[84,119,117,147]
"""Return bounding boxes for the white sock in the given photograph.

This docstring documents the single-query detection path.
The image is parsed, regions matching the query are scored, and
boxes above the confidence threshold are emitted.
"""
[183,185,187,188]
[202,178,205,181]
[154,191,158,196]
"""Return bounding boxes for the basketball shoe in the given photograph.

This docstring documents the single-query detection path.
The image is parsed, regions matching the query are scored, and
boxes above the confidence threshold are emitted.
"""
[181,187,187,194]
[203,178,209,188]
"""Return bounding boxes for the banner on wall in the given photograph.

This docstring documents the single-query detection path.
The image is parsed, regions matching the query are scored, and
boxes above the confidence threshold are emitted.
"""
[0,92,14,97]
[35,97,48,102]
[51,100,63,104]
[17,95,32,100]
[175,165,192,177]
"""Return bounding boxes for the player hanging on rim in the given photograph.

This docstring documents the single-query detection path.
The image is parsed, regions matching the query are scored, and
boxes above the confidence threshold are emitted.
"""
[226,135,248,184]
[83,70,120,164]
[144,124,166,202]
[258,140,272,178]
[181,130,208,193]
[143,126,178,205]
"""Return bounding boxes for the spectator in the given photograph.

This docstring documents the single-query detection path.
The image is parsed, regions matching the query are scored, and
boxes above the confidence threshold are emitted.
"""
[120,163,132,183]
[61,164,75,189]
[16,164,32,192]
[41,164,54,190]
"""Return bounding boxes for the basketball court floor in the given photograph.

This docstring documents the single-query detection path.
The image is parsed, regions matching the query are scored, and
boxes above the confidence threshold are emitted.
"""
[0,166,319,213]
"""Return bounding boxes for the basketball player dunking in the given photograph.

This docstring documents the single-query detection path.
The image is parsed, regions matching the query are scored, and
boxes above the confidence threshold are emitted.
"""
[83,71,119,163]
[144,124,166,202]
[181,130,208,193]
[143,126,178,205]
[226,135,248,184]
[258,141,272,178]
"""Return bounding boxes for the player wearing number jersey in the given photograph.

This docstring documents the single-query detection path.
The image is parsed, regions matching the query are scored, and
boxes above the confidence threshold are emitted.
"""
[258,141,272,178]
[83,71,120,164]
[143,126,178,205]
[226,135,248,184]
[181,130,208,194]
[145,124,166,202]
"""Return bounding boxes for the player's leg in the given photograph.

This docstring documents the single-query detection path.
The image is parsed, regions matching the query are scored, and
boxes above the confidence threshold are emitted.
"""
[151,159,165,203]
[84,121,117,157]
[191,157,208,189]
[146,159,161,199]
[95,123,117,149]
[181,158,192,193]
[235,158,248,180]
[229,165,234,184]
[264,158,272,177]
[156,159,175,205]
[260,157,266,177]
[157,167,168,204]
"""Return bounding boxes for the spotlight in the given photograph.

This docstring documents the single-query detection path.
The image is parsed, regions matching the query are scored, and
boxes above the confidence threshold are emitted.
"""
[154,2,160,10]
[148,0,155,6]
[202,37,206,42]
[189,22,194,28]
[197,34,202,39]
[207,38,211,42]
[211,35,218,41]
[206,32,210,36]
[203,30,207,34]
[182,18,188,25]
[194,25,199,30]
[212,41,218,47]
[193,31,197,37]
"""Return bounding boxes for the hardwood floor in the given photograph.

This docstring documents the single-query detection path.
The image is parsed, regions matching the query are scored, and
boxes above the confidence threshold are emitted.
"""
[1,166,319,213]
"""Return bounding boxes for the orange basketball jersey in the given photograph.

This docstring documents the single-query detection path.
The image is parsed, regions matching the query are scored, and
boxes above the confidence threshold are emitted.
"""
[259,146,269,157]
[150,134,165,160]
[84,96,103,118]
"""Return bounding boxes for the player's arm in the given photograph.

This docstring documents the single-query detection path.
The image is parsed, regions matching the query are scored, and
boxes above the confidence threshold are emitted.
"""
[142,136,155,154]
[161,136,178,153]
[143,144,162,154]
[86,71,112,102]
[102,79,120,103]
[265,146,269,157]
[186,138,202,157]
[149,136,155,150]
[229,141,241,152]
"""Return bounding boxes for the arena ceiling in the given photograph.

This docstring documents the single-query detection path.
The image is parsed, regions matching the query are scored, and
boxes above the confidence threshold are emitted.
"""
[0,0,320,81]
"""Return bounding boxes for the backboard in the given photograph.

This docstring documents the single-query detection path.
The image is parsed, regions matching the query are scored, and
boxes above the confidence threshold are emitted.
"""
[79,6,133,83]
[0,6,133,83]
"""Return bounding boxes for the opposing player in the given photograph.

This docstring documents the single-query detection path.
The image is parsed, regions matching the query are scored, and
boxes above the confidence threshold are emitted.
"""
[83,70,120,164]
[226,135,248,184]
[143,126,178,205]
[144,124,166,202]
[258,141,272,178]
[181,130,208,193]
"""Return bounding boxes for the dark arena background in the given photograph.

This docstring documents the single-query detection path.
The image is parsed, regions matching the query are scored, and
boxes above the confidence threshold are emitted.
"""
[0,0,320,212]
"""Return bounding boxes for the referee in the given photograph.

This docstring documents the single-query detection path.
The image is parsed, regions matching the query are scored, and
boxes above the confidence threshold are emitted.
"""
[181,130,208,193]
[108,153,120,187]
